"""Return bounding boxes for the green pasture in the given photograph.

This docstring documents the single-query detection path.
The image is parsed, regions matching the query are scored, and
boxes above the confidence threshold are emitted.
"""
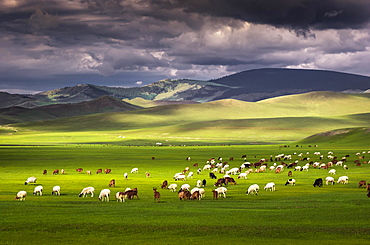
[1,145,370,244]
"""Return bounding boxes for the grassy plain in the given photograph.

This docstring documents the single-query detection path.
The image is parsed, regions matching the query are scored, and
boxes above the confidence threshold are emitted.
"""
[1,144,370,245]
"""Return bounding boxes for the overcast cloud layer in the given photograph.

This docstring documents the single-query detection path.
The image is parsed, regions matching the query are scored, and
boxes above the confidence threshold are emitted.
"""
[1,0,370,93]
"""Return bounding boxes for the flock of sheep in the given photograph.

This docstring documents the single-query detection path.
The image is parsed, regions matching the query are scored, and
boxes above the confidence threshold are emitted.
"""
[14,150,370,202]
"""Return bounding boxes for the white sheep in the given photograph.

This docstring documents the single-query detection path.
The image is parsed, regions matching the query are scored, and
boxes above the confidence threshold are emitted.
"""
[123,172,128,179]
[52,186,61,195]
[180,184,190,191]
[215,187,227,198]
[196,180,202,187]
[247,184,260,195]
[203,164,211,170]
[227,167,240,175]
[301,165,309,171]
[174,173,186,181]
[264,182,275,191]
[131,167,139,173]
[325,176,335,185]
[328,169,336,175]
[337,176,349,184]
[33,185,43,196]
[15,191,27,201]
[167,184,178,192]
[187,171,194,179]
[24,177,37,185]
[238,173,248,179]
[79,187,95,197]
[99,189,111,202]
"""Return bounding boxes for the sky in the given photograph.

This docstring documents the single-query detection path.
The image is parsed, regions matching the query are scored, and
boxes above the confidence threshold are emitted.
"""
[1,0,370,94]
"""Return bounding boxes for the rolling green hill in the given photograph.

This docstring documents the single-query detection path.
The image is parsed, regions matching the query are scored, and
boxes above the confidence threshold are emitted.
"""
[2,91,370,146]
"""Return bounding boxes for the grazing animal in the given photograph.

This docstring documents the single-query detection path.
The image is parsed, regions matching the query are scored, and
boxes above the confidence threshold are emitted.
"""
[168,183,178,192]
[288,171,293,177]
[131,168,139,173]
[203,164,211,170]
[180,184,190,191]
[313,178,323,187]
[115,192,125,202]
[43,170,47,175]
[367,183,370,193]
[212,190,219,200]
[202,179,207,187]
[15,191,27,201]
[24,177,37,185]
[61,169,65,174]
[174,173,186,181]
[76,168,83,173]
[124,188,139,199]
[187,171,194,179]
[192,163,198,167]
[225,177,237,185]
[238,173,248,179]
[214,178,226,187]
[108,179,115,187]
[98,189,111,202]
[328,169,336,175]
[190,191,201,200]
[79,187,95,197]
[53,169,59,175]
[196,179,202,187]
[86,170,92,175]
[96,169,102,174]
[51,186,61,195]
[337,176,349,184]
[146,172,150,178]
[264,182,275,191]
[358,180,367,188]
[246,184,260,195]
[178,190,191,200]
[33,186,43,195]
[104,168,111,174]
[153,188,161,202]
[123,172,128,179]
[325,176,335,185]
[285,179,296,186]
[209,172,217,179]
[215,187,227,198]
[161,180,168,189]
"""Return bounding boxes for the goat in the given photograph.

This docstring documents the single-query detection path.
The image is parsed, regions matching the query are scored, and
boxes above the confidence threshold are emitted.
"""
[153,188,161,202]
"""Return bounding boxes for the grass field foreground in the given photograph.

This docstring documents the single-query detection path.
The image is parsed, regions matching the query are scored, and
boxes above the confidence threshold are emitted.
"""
[0,145,370,244]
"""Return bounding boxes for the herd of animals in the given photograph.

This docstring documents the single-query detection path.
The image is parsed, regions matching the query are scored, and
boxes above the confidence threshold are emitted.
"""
[14,150,370,202]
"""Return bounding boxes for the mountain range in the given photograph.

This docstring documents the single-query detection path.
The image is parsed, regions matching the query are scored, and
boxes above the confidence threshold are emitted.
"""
[1,68,370,110]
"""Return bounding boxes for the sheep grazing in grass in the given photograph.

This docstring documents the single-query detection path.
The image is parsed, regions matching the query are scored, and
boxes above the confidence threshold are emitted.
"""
[24,177,37,185]
[15,191,27,201]
[325,176,335,185]
[52,186,61,195]
[247,184,260,195]
[337,176,349,184]
[79,187,95,197]
[328,169,336,175]
[131,168,139,174]
[313,178,323,187]
[123,172,128,179]
[180,184,190,191]
[161,180,168,189]
[214,187,227,198]
[264,182,275,191]
[98,189,111,202]
[168,184,178,192]
[191,187,205,199]
[108,179,115,187]
[178,190,191,201]
[358,180,367,188]
[33,186,43,196]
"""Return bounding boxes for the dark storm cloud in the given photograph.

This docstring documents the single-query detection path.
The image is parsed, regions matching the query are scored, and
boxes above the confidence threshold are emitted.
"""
[1,0,370,93]
[158,0,370,33]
